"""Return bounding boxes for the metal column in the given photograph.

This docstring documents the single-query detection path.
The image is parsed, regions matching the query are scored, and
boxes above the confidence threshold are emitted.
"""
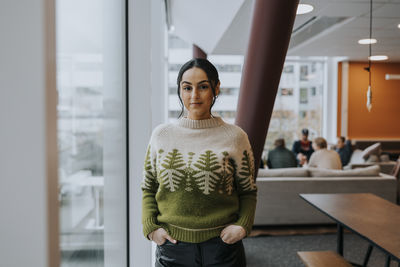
[235,0,299,178]
[193,44,207,59]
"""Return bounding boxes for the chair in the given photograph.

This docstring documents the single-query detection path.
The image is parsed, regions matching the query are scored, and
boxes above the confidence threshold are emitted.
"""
[391,156,400,205]
[391,156,400,179]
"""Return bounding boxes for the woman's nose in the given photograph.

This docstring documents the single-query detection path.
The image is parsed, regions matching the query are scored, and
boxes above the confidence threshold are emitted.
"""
[191,87,199,98]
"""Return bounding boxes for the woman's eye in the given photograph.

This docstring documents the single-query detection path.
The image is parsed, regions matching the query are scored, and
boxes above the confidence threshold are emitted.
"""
[200,85,209,89]
[183,86,191,91]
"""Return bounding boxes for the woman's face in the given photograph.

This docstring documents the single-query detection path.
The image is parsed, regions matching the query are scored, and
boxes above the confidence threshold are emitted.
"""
[180,67,219,120]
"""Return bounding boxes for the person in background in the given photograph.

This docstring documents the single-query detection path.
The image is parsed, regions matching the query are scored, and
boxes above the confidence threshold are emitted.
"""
[308,137,342,169]
[259,159,265,169]
[267,138,297,169]
[336,136,353,167]
[292,128,314,166]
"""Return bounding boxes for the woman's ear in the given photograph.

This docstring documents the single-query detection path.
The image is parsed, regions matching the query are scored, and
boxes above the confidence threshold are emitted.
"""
[215,82,220,97]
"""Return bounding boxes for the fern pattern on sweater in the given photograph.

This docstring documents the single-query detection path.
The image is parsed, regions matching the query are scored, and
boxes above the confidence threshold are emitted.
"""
[238,150,257,191]
[142,147,254,195]
[141,117,257,243]
[217,151,235,195]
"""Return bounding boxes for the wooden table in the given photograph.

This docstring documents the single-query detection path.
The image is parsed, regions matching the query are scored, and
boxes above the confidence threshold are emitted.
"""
[300,193,400,267]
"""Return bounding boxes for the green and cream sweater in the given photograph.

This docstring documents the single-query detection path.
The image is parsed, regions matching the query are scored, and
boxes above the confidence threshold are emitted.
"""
[141,116,257,243]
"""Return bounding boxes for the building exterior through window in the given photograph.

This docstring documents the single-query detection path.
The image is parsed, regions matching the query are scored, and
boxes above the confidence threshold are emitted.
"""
[56,0,127,266]
[167,34,325,163]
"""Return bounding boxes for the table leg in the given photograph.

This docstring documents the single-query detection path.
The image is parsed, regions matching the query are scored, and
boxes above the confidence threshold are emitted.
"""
[337,224,343,256]
[362,244,373,267]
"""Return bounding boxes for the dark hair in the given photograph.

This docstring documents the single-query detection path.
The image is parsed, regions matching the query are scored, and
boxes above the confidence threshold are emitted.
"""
[274,138,285,148]
[301,128,309,136]
[176,58,220,118]
[339,136,346,143]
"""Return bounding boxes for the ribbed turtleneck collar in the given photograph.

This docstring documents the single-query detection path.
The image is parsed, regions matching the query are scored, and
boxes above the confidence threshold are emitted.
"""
[177,116,224,129]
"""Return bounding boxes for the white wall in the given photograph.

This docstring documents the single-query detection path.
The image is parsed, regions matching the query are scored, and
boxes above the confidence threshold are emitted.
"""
[129,0,167,266]
[323,57,339,144]
[0,0,59,266]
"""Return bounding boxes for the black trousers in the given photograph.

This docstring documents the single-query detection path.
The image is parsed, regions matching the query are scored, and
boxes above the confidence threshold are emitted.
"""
[155,237,246,267]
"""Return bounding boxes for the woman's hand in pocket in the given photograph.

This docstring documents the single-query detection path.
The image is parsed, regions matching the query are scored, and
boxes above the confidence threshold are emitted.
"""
[149,228,177,246]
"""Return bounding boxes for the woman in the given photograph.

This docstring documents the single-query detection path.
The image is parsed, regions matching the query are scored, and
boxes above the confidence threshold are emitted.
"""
[142,58,257,267]
[308,137,342,170]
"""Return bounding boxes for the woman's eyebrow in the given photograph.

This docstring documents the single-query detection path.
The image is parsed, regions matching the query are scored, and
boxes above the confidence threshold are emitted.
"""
[181,81,192,85]
[197,80,210,84]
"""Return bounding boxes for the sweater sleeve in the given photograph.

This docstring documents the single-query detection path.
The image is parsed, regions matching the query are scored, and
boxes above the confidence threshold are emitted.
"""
[232,129,258,236]
[308,152,317,167]
[141,134,161,239]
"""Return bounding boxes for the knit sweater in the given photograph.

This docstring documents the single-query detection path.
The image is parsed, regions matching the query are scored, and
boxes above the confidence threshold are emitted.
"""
[308,149,343,170]
[141,116,257,243]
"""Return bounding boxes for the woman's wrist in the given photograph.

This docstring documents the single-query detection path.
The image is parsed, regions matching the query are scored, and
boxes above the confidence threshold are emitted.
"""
[148,231,154,241]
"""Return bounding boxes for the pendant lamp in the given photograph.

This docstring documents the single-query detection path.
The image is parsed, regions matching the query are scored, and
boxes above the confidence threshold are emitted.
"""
[366,0,373,112]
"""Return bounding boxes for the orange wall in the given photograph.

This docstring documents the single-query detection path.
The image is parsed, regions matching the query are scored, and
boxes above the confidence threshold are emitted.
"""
[343,62,400,139]
[337,62,342,137]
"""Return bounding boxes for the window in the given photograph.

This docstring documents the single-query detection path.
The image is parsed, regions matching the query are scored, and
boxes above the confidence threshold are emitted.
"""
[169,64,183,72]
[56,0,127,266]
[265,60,325,152]
[166,35,325,156]
[167,34,244,123]
[311,86,317,96]
[283,64,294,73]
[300,65,309,81]
[220,87,239,95]
[215,64,242,72]
[281,88,294,96]
[300,88,308,104]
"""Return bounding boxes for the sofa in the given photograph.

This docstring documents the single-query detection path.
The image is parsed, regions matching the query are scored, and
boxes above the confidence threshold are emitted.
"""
[344,142,397,174]
[352,140,400,161]
[254,165,398,225]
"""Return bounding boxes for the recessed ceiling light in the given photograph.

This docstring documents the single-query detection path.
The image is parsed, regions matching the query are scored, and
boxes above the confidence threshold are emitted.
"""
[358,38,377,45]
[398,24,400,29]
[297,4,314,15]
[368,55,388,61]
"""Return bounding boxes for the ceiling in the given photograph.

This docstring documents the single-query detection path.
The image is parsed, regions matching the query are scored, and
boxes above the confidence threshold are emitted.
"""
[169,0,400,62]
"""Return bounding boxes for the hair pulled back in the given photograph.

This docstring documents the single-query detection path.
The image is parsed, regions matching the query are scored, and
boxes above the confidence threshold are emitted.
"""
[176,58,220,118]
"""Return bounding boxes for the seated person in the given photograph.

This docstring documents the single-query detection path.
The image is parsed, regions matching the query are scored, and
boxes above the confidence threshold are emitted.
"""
[335,136,353,166]
[308,137,342,169]
[267,138,297,169]
[292,128,314,166]
[297,153,308,167]
[259,159,265,169]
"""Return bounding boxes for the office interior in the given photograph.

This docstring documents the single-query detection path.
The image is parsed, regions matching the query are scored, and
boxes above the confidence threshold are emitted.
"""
[1,0,400,266]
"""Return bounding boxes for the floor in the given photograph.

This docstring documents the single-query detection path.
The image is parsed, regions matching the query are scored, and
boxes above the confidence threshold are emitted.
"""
[244,233,399,267]
[60,231,400,266]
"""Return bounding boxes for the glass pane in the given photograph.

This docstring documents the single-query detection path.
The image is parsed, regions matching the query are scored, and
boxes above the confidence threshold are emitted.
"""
[265,60,325,153]
[167,34,326,164]
[167,34,244,125]
[56,0,127,266]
